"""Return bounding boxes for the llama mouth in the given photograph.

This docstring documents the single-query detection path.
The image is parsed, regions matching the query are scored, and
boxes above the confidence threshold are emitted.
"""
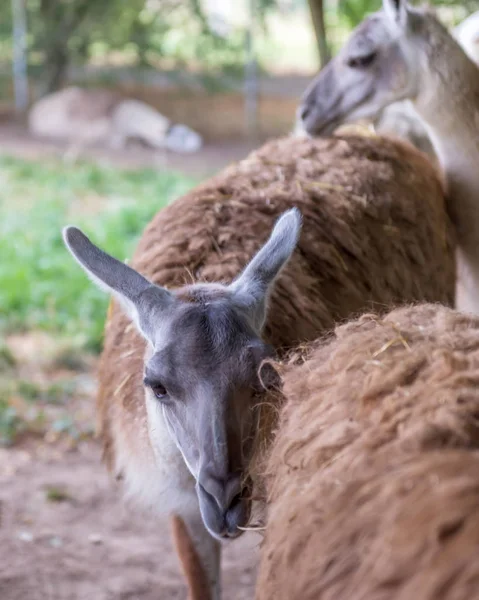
[304,91,375,138]
[197,484,252,541]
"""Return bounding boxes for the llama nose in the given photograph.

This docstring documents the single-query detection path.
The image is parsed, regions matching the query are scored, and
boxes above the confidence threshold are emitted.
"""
[196,469,250,539]
[198,469,243,515]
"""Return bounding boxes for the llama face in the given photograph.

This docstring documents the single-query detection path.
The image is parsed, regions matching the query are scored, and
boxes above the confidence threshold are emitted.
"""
[62,208,301,539]
[143,292,276,539]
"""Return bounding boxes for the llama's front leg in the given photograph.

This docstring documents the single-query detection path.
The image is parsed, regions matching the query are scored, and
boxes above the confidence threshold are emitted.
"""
[178,506,221,600]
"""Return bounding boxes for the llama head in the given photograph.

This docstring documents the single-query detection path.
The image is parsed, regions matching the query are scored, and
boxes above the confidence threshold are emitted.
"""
[63,208,301,540]
[297,0,465,136]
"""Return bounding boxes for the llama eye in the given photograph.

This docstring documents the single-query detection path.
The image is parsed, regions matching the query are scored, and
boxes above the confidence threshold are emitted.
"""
[151,383,168,400]
[347,52,376,68]
[143,376,169,401]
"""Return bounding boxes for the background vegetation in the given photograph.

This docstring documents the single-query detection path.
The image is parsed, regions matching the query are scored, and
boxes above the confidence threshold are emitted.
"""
[0,0,473,101]
[0,156,195,444]
[0,157,195,352]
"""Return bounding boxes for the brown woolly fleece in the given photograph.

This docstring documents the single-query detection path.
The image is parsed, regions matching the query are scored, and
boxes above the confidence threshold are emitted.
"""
[96,134,454,477]
[257,303,479,600]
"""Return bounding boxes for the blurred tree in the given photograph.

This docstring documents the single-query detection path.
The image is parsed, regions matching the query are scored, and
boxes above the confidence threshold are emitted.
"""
[18,0,279,94]
[28,0,150,93]
[12,0,28,111]
[3,0,472,99]
[308,0,331,67]
[337,0,379,29]
[34,0,97,92]
[336,0,474,31]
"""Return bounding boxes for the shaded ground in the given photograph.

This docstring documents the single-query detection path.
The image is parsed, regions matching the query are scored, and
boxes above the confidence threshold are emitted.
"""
[0,334,259,600]
[0,439,259,600]
[0,123,261,178]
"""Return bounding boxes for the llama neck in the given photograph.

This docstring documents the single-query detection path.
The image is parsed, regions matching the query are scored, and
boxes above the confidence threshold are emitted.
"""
[429,129,479,316]
[431,129,479,238]
[440,146,479,316]
[415,58,479,314]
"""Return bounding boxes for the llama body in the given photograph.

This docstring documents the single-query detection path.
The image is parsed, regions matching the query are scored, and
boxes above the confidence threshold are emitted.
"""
[257,304,479,600]
[64,135,454,599]
[298,0,479,315]
[29,86,202,155]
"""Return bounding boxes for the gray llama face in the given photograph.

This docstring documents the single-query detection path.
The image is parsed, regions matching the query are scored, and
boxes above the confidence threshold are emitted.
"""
[297,0,430,136]
[62,208,301,540]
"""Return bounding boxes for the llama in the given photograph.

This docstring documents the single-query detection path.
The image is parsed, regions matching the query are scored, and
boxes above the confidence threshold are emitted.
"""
[28,86,203,160]
[373,100,435,158]
[297,0,479,316]
[371,10,479,158]
[257,303,479,600]
[171,514,212,600]
[63,134,454,599]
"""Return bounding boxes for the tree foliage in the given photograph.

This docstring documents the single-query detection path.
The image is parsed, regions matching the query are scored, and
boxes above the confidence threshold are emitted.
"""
[2,0,473,96]
[4,0,278,94]
[308,0,331,67]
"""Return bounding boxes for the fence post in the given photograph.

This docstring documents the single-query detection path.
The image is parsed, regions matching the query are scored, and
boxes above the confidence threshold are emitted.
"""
[244,0,258,139]
[11,0,29,114]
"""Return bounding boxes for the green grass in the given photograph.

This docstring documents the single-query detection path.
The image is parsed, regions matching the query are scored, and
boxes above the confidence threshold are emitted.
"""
[0,156,196,352]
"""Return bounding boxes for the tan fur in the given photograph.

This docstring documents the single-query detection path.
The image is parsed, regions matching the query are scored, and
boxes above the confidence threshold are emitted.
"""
[372,13,479,160]
[257,303,479,600]
[96,134,455,481]
[170,515,211,600]
[298,3,479,313]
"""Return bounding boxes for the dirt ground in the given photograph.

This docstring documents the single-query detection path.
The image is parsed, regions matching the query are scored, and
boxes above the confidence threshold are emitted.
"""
[0,330,260,600]
[0,122,262,177]
[0,439,260,600]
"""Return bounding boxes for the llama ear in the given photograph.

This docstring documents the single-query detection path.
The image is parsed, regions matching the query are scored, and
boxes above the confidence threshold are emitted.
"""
[258,360,282,392]
[383,0,410,30]
[229,208,302,332]
[63,226,173,344]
